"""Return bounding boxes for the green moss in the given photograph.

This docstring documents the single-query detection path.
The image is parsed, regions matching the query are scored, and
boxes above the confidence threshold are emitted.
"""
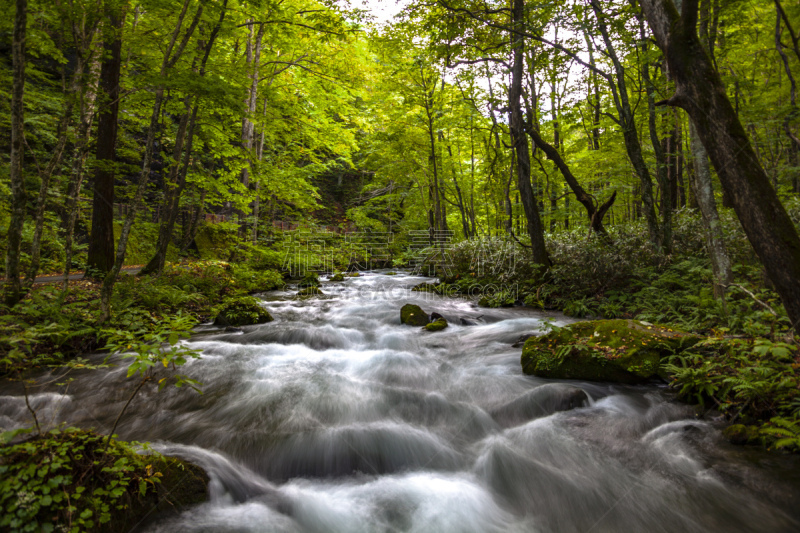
[213,297,274,326]
[401,304,430,326]
[330,273,345,282]
[425,318,448,331]
[521,319,701,384]
[298,272,321,288]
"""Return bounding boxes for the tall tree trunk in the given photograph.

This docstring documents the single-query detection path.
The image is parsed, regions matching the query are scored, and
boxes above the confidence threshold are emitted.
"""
[141,2,226,274]
[592,0,662,251]
[86,2,127,277]
[63,57,101,290]
[689,120,731,298]
[4,0,27,306]
[641,0,800,330]
[99,0,201,321]
[775,4,800,193]
[27,29,98,287]
[139,101,193,275]
[640,14,672,253]
[510,0,550,267]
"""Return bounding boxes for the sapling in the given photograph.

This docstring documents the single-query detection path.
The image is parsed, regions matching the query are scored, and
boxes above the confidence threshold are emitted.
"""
[101,313,202,450]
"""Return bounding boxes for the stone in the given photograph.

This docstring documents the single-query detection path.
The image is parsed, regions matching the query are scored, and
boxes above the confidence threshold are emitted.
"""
[330,273,345,282]
[512,334,535,348]
[425,318,449,332]
[521,319,701,384]
[491,384,589,427]
[297,286,324,297]
[214,297,274,327]
[401,304,431,326]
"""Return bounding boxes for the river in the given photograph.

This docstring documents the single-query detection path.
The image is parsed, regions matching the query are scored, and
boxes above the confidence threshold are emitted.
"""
[3,272,800,532]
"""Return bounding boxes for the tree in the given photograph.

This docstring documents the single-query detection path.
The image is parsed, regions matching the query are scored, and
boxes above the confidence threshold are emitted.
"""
[4,0,27,306]
[640,0,800,330]
[85,0,128,278]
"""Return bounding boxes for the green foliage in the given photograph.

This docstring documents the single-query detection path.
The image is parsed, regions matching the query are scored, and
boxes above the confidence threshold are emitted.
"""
[103,313,202,390]
[663,337,800,449]
[0,429,162,533]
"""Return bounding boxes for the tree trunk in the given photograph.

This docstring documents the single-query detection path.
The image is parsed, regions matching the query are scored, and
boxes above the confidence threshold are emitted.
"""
[86,2,127,278]
[4,0,27,307]
[592,0,662,251]
[640,0,800,330]
[27,31,98,287]
[99,0,201,321]
[774,4,800,193]
[510,0,550,267]
[688,120,731,298]
[141,3,225,274]
[525,125,616,235]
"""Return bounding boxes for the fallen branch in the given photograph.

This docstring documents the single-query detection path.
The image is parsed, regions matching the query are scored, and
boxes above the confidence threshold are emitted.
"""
[725,284,778,316]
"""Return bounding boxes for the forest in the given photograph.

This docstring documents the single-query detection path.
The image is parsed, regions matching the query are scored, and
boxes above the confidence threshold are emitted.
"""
[2,0,800,531]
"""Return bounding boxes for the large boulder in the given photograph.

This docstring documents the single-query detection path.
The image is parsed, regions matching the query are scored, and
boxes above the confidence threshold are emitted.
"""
[401,304,431,326]
[521,319,701,384]
[214,297,273,327]
[491,384,589,427]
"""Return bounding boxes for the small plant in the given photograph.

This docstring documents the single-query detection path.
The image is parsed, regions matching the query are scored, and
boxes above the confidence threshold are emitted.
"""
[101,313,203,449]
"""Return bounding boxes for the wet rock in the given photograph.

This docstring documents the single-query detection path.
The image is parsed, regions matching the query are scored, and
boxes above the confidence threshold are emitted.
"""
[491,384,590,427]
[425,318,449,332]
[512,334,535,348]
[213,297,274,327]
[461,318,478,326]
[298,286,324,297]
[224,326,244,333]
[521,319,701,384]
[723,424,761,445]
[330,273,345,282]
[401,304,431,326]
[430,312,444,321]
[346,272,361,277]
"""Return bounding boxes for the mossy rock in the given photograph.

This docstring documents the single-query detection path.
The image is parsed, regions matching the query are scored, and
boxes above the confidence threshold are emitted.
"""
[346,272,361,278]
[521,319,701,384]
[297,286,324,297]
[722,424,761,445]
[298,272,321,288]
[425,318,449,332]
[401,303,431,326]
[412,282,440,293]
[330,273,345,282]
[113,455,208,532]
[213,297,274,327]
[386,272,397,276]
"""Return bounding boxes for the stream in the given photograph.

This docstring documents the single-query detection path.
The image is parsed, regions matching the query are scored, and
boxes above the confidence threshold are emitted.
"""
[3,271,800,532]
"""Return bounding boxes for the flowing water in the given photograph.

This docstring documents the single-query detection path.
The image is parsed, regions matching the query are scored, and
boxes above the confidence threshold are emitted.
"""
[3,272,800,532]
